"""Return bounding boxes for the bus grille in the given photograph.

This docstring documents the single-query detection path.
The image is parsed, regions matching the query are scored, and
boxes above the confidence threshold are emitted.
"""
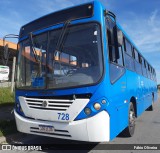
[25,97,73,111]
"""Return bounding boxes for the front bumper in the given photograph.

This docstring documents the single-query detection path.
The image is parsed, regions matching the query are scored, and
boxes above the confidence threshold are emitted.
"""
[14,110,110,142]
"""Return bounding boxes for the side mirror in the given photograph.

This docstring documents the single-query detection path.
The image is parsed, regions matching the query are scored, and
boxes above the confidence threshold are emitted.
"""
[113,26,120,60]
[117,29,123,46]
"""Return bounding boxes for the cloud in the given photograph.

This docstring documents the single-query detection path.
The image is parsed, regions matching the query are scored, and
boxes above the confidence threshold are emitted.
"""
[35,0,74,15]
[0,14,22,38]
[148,9,158,26]
[35,0,111,15]
[119,9,160,83]
[121,10,160,53]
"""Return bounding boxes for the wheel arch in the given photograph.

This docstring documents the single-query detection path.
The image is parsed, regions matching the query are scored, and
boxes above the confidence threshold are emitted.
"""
[152,92,154,101]
[130,96,137,117]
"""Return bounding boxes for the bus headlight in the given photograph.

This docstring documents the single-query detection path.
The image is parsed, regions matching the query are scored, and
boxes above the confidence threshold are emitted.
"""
[84,107,91,115]
[16,103,20,109]
[93,103,101,110]
[16,103,23,113]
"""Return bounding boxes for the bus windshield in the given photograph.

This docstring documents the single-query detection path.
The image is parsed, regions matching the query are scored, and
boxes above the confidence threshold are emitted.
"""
[16,23,103,89]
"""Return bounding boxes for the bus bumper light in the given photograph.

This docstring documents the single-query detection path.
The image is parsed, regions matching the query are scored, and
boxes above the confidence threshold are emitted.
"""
[102,99,106,104]
[84,107,91,115]
[93,103,101,110]
[16,103,20,109]
[16,102,24,114]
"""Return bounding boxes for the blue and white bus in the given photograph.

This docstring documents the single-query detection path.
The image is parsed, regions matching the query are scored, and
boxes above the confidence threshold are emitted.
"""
[14,1,158,142]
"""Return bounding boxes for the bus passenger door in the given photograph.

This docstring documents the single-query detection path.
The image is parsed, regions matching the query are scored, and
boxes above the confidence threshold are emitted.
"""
[106,17,128,138]
[108,46,128,135]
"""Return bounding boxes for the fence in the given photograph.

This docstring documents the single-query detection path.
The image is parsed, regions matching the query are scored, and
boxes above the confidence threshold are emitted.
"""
[0,82,12,88]
[0,57,16,104]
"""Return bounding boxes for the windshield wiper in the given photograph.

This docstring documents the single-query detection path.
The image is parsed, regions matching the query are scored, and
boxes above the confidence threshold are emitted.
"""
[29,33,42,77]
[55,19,71,52]
[29,33,39,62]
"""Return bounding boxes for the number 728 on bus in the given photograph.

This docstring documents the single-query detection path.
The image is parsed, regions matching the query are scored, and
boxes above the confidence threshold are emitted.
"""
[57,113,70,121]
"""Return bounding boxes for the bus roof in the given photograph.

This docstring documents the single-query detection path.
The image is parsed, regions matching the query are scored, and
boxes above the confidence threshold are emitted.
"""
[19,1,94,38]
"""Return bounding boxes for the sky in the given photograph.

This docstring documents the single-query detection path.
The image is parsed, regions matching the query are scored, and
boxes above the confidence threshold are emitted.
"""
[0,0,160,84]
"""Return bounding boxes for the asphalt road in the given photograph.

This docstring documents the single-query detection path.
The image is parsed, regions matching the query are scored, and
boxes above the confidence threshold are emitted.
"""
[2,93,160,153]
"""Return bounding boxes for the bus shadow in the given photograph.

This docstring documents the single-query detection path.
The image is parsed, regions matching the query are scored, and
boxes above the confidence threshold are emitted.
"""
[0,105,18,144]
[117,131,130,138]
[38,138,98,153]
[21,136,98,153]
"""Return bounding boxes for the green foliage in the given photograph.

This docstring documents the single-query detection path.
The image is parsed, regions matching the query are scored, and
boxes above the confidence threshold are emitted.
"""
[0,88,14,106]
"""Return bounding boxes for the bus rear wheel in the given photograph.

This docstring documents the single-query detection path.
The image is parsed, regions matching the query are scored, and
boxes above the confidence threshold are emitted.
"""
[122,102,136,137]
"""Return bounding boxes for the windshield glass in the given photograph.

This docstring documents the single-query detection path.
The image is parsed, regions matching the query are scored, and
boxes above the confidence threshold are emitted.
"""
[16,23,103,89]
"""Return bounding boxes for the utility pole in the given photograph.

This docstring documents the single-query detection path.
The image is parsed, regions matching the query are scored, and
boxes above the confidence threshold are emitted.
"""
[11,57,16,93]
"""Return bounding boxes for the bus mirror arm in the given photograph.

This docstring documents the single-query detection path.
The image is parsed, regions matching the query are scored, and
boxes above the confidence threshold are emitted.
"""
[2,34,19,65]
[104,10,116,21]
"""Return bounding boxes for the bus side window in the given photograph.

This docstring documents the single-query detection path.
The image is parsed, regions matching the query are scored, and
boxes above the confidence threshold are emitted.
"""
[149,65,152,79]
[134,49,139,62]
[153,68,155,80]
[138,54,143,75]
[106,18,125,83]
[151,68,153,80]
[106,18,124,66]
[154,69,157,81]
[144,60,148,78]
[155,71,156,81]
[142,58,147,77]
[106,17,121,63]
[124,38,134,71]
[106,26,116,62]
[124,39,132,56]
[117,46,124,66]
[147,64,150,79]
[134,49,142,75]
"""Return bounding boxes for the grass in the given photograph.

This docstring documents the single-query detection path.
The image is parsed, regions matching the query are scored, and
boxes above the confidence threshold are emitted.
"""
[0,88,16,137]
[0,88,14,106]
[0,120,17,137]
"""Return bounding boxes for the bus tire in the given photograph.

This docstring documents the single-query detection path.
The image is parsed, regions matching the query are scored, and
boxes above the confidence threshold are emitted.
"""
[147,96,154,111]
[122,102,136,137]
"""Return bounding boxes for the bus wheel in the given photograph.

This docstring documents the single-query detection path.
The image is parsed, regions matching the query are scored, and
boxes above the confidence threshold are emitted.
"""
[147,96,154,111]
[122,102,136,137]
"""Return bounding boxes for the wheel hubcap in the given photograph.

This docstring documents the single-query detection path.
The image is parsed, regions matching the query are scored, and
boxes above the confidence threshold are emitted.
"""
[129,110,135,128]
